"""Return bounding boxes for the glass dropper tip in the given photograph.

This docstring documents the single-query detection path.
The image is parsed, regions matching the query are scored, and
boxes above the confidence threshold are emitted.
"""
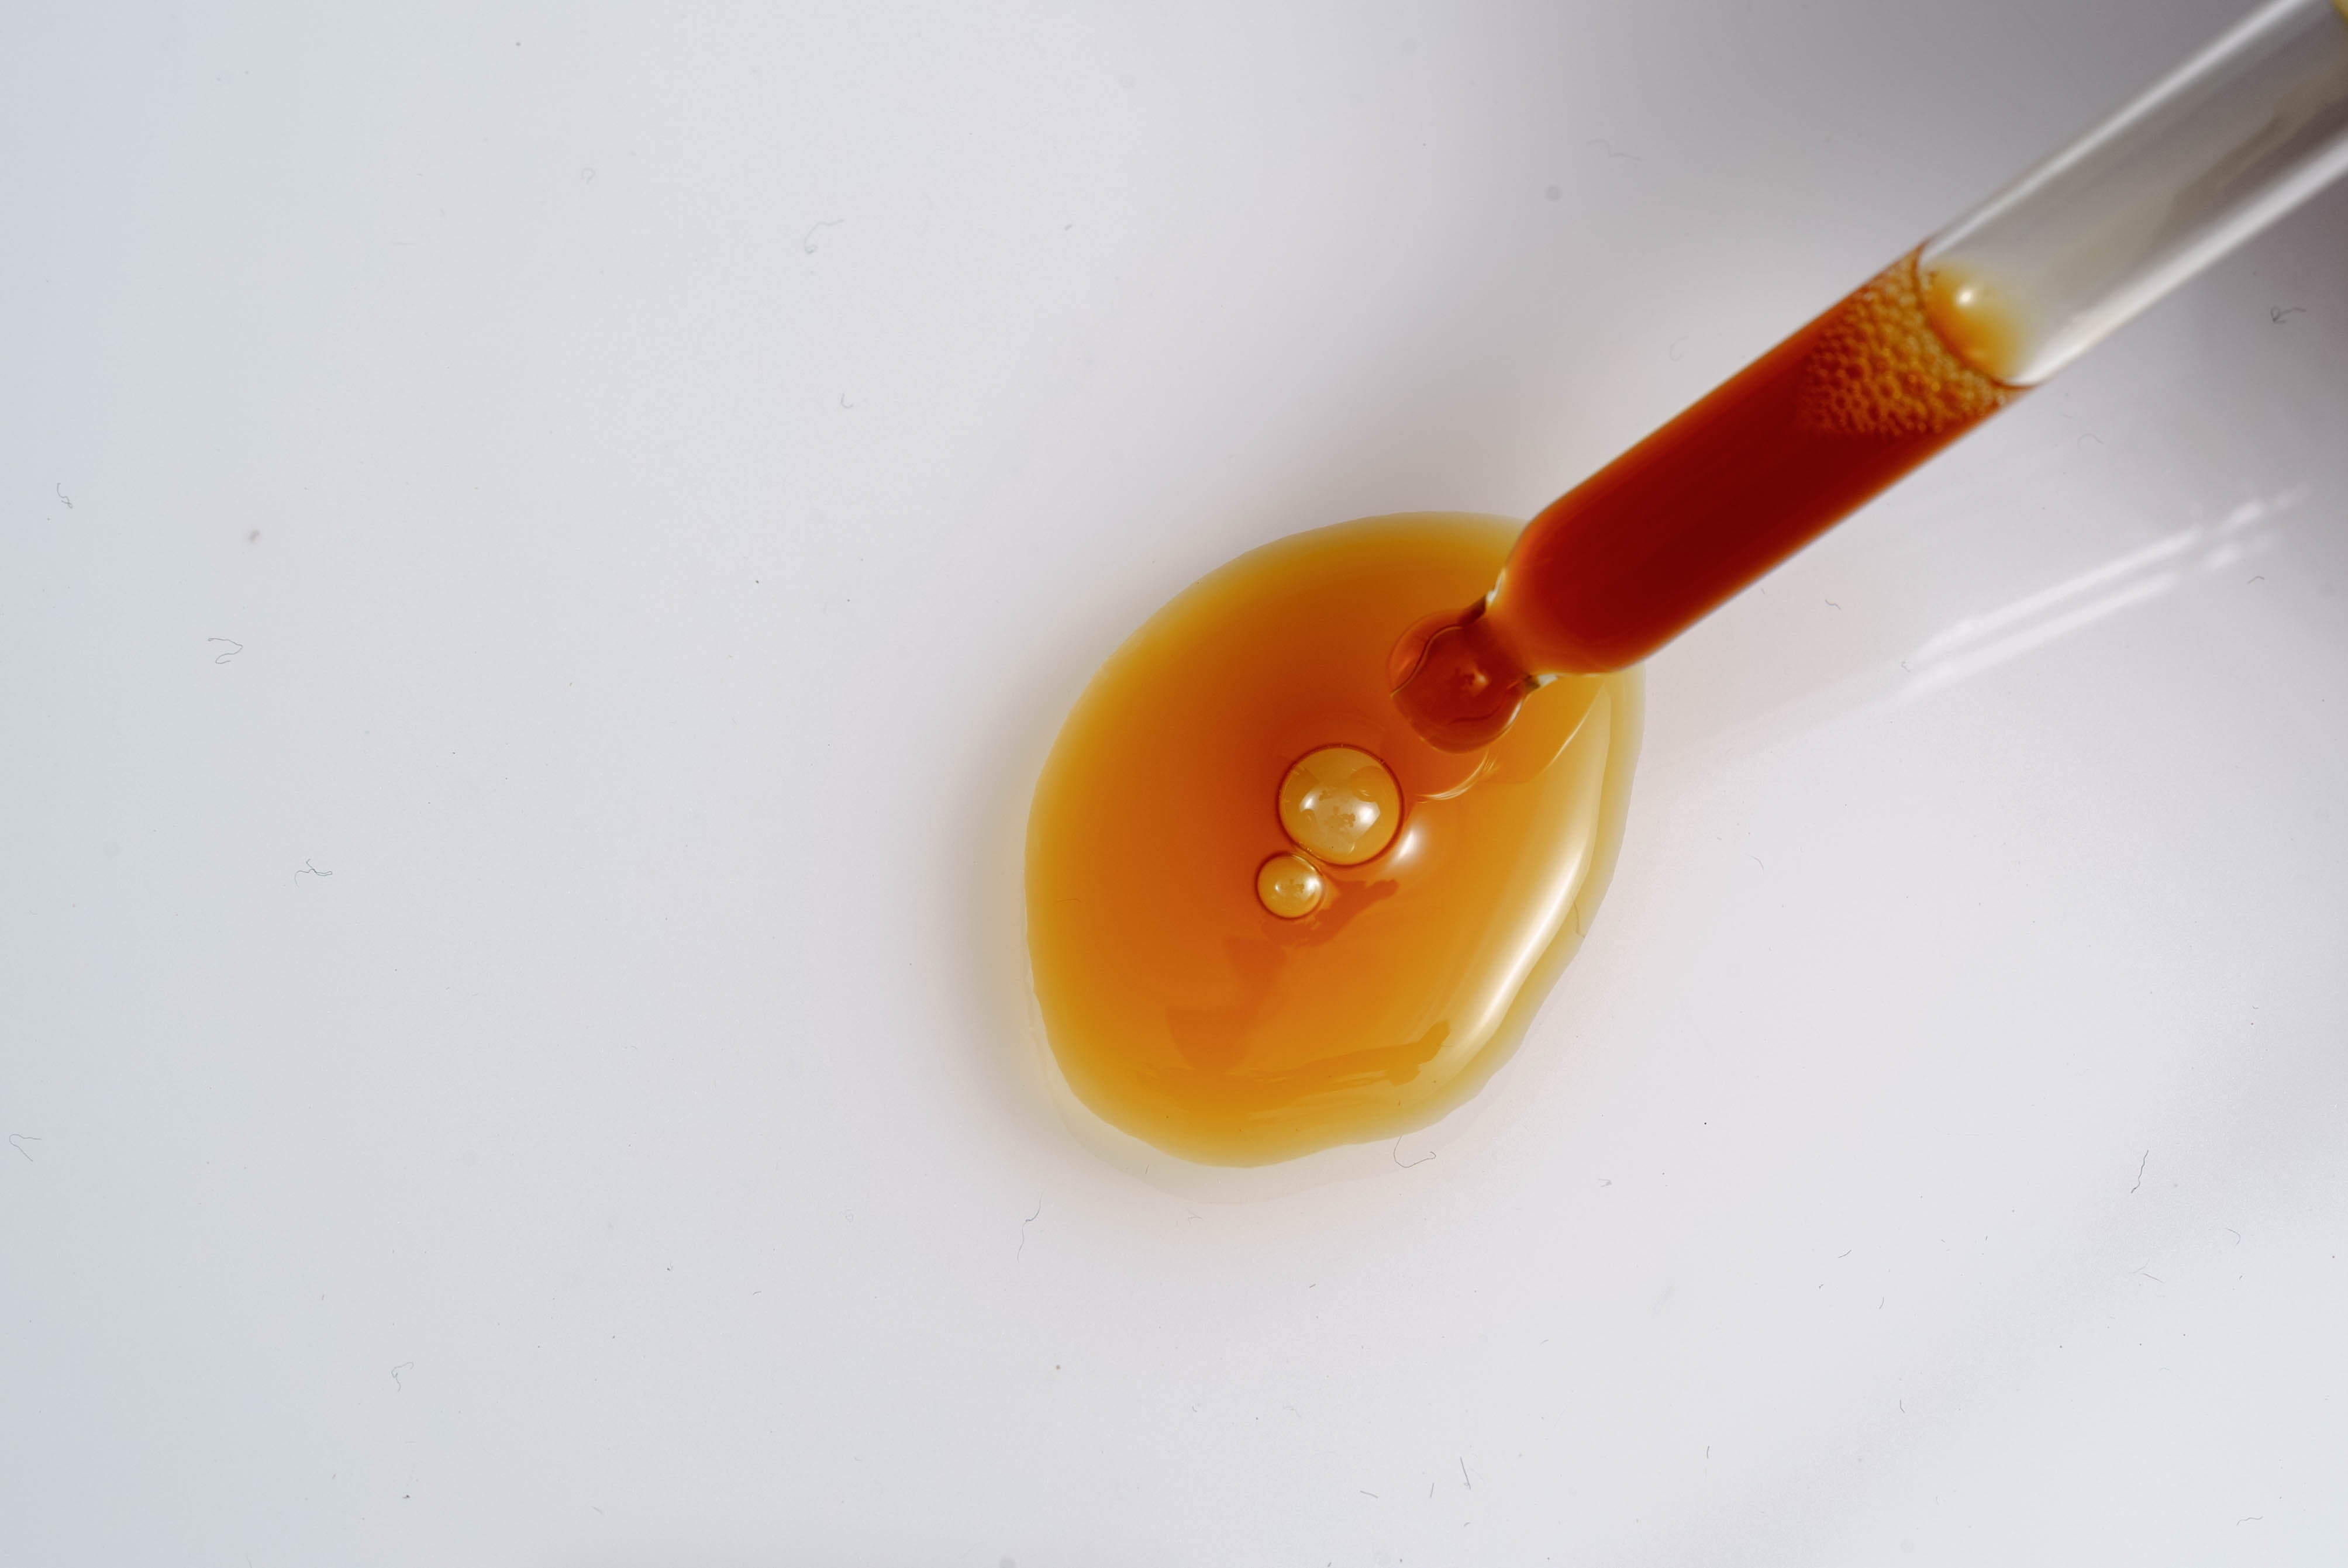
[1389,602,1536,752]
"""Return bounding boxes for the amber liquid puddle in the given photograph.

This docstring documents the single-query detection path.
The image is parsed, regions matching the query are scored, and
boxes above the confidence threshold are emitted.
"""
[1028,517,1641,1166]
[1028,252,2022,1167]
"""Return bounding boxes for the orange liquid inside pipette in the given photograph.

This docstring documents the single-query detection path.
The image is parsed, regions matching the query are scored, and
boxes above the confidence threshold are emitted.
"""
[1396,251,2024,742]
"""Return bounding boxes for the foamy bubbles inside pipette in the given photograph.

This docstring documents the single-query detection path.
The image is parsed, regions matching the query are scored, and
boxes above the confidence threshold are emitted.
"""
[1277,745,1402,865]
[1255,852,1327,918]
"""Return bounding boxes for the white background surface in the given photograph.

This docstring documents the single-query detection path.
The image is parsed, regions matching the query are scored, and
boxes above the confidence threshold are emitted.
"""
[5,2,2346,1563]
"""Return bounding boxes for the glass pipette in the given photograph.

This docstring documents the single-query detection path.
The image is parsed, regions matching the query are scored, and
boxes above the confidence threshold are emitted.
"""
[1395,0,2348,749]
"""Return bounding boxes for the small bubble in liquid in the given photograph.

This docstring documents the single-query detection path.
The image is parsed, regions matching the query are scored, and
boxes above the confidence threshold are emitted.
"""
[1256,852,1326,918]
[1278,745,1401,865]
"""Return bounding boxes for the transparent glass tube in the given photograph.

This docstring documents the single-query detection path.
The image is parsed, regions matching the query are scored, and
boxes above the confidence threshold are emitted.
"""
[1394,0,2348,733]
[1923,0,2348,385]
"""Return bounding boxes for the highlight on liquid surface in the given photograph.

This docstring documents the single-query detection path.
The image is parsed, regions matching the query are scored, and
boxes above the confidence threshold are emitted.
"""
[1026,516,1642,1166]
[1921,260,2030,383]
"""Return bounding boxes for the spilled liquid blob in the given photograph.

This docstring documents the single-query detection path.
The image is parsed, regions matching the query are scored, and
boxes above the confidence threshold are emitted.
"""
[1026,516,1642,1166]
